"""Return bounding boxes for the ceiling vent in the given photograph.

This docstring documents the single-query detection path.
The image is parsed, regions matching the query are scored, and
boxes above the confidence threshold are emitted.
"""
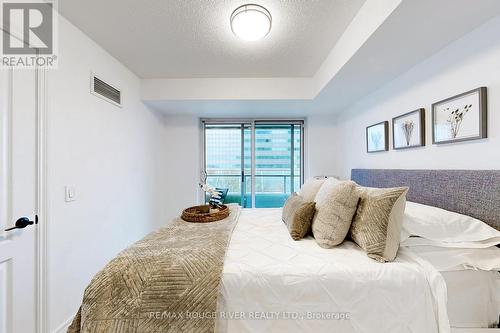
[90,73,122,107]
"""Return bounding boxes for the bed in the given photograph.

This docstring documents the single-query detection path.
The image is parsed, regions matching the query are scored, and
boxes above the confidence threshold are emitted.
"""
[350,169,500,331]
[218,209,499,333]
[70,169,500,333]
[218,208,449,332]
[218,169,500,333]
[442,270,499,328]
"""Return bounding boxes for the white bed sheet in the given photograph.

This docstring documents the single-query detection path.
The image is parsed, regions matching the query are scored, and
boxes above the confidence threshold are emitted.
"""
[441,270,500,328]
[403,245,500,272]
[217,208,450,333]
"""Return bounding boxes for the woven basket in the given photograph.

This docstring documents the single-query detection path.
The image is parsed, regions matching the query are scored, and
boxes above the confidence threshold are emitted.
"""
[181,204,229,223]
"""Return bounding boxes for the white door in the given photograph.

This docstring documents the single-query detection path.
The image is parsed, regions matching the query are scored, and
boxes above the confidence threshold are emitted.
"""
[0,67,38,332]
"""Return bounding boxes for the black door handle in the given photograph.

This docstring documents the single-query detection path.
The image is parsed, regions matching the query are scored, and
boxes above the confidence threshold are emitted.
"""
[4,216,37,231]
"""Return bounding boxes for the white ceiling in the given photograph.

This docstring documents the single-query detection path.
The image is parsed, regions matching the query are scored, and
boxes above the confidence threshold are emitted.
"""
[59,0,365,78]
[142,0,500,116]
[59,0,500,116]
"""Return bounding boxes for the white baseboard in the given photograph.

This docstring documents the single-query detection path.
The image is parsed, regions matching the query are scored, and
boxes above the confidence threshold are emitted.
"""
[52,316,73,333]
[452,328,500,333]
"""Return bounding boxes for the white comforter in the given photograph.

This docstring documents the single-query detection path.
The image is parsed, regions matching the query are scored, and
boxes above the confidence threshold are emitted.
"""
[217,208,450,333]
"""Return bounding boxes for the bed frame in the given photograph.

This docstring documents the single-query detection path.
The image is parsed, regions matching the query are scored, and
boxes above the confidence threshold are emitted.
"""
[351,169,500,231]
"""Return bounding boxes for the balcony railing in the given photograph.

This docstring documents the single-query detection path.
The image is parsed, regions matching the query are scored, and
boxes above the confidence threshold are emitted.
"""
[206,174,300,208]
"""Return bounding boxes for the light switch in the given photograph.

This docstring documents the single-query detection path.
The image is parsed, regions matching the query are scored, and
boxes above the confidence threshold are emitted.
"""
[65,186,76,202]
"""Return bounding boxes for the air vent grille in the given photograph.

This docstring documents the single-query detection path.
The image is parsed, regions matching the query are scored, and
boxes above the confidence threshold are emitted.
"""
[91,74,122,107]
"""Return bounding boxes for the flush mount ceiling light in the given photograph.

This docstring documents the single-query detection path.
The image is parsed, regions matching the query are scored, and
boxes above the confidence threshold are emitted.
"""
[230,4,272,41]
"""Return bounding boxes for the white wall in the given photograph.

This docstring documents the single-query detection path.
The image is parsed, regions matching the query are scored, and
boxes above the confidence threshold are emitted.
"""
[160,115,201,220]
[47,17,170,332]
[306,115,340,178]
[328,14,500,179]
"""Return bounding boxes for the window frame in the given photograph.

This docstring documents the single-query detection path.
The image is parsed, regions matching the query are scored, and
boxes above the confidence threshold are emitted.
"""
[200,118,306,208]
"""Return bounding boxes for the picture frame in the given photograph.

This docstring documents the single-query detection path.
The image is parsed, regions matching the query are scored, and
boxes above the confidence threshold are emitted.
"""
[366,121,389,153]
[392,108,425,150]
[432,87,487,144]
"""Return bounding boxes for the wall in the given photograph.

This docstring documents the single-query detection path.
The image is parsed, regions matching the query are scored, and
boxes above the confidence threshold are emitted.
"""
[160,115,201,220]
[47,17,170,332]
[306,115,340,178]
[154,114,340,206]
[158,115,328,211]
[160,116,335,209]
[330,14,500,179]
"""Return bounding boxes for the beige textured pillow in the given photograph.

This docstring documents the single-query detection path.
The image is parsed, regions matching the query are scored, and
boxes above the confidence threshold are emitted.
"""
[349,186,409,262]
[299,178,326,202]
[282,193,316,240]
[311,180,359,248]
[313,177,340,203]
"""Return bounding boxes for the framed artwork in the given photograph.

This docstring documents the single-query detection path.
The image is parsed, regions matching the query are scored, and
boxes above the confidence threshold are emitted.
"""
[432,87,487,144]
[392,108,425,149]
[366,121,389,153]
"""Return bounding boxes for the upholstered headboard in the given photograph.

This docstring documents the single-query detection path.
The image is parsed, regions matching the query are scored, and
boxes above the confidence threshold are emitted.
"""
[351,169,500,231]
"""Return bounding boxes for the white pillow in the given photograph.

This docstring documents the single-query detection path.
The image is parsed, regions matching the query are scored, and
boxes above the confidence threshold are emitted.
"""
[404,245,500,272]
[298,178,326,202]
[400,237,500,248]
[402,202,500,248]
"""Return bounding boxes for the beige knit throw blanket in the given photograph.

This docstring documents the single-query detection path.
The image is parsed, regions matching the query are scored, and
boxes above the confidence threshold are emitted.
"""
[68,205,242,333]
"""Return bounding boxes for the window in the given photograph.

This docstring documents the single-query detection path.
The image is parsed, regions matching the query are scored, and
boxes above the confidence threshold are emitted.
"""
[202,120,304,208]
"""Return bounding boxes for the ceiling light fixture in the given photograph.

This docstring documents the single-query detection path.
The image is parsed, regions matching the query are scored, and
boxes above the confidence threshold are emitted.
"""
[230,4,272,41]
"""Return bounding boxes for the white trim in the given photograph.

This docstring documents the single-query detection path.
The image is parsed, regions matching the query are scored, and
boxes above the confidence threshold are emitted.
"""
[36,65,49,333]
[0,69,14,333]
[90,72,123,108]
[451,329,500,333]
[201,118,305,124]
[0,69,13,239]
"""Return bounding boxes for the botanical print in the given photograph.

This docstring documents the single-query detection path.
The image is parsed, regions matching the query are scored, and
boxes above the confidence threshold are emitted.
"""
[433,90,481,143]
[371,131,382,149]
[393,109,423,149]
[401,120,414,146]
[446,104,471,138]
[367,122,387,152]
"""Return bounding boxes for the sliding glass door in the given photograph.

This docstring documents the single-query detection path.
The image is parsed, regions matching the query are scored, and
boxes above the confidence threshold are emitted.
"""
[254,124,302,207]
[204,124,251,207]
[203,120,303,208]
